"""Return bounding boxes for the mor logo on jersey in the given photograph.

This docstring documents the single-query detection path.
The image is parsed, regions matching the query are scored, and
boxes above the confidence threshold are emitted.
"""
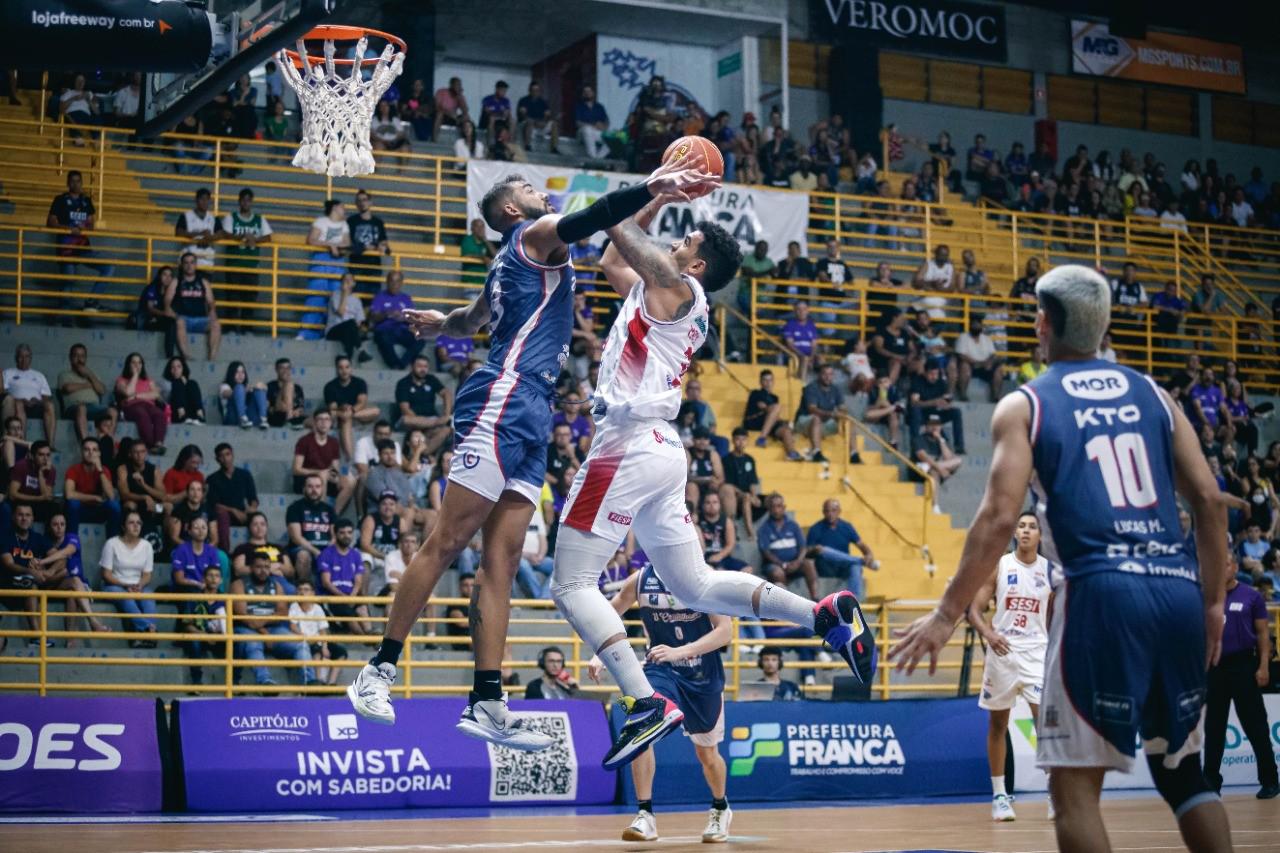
[1060,369,1129,400]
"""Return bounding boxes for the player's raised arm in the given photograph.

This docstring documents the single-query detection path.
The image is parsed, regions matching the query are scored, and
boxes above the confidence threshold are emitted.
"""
[889,391,1034,674]
[599,196,669,298]
[1162,386,1231,667]
[404,292,491,340]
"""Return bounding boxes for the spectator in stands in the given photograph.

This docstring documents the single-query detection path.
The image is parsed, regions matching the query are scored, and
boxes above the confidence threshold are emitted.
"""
[111,73,141,131]
[753,646,802,700]
[56,343,111,442]
[347,190,391,286]
[364,440,431,529]
[318,519,370,634]
[515,497,553,598]
[266,358,307,429]
[133,266,178,357]
[98,509,157,645]
[219,361,269,430]
[1028,140,1055,179]
[479,80,512,146]
[432,76,470,141]
[517,80,559,154]
[1010,257,1041,302]
[761,127,797,186]
[1,501,55,643]
[979,162,1010,206]
[231,512,295,588]
[912,245,956,320]
[291,579,346,685]
[171,515,219,605]
[958,250,988,296]
[325,272,372,363]
[1097,331,1119,364]
[738,238,776,308]
[41,511,106,637]
[575,84,610,160]
[862,374,903,448]
[460,217,497,287]
[721,427,763,540]
[47,170,114,309]
[360,491,406,577]
[685,427,724,508]
[954,315,1004,402]
[207,442,258,551]
[789,155,819,192]
[1239,524,1271,578]
[757,493,818,600]
[908,361,965,454]
[401,78,433,141]
[546,422,583,490]
[1149,280,1187,339]
[2,344,55,444]
[394,356,453,453]
[354,420,401,482]
[57,73,97,144]
[698,491,748,571]
[371,270,423,369]
[525,646,580,699]
[114,353,166,455]
[287,473,334,583]
[91,409,118,472]
[167,478,214,551]
[324,355,380,461]
[263,99,289,145]
[219,188,272,320]
[1188,272,1226,340]
[965,134,995,183]
[1003,141,1028,187]
[115,439,164,524]
[782,302,818,379]
[180,564,225,686]
[1226,380,1257,456]
[868,310,912,386]
[677,380,716,439]
[1229,186,1256,228]
[371,100,412,163]
[805,498,878,599]
[775,240,815,284]
[1189,366,1230,438]
[302,199,351,337]
[63,435,120,537]
[796,364,858,465]
[232,551,315,687]
[292,410,355,513]
[175,188,218,270]
[1159,198,1188,233]
[916,414,963,513]
[165,253,222,360]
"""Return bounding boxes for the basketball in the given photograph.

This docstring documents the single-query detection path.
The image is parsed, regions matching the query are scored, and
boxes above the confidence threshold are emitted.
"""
[662,135,723,198]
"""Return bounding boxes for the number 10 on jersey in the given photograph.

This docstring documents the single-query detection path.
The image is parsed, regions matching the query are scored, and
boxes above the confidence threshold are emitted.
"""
[1085,432,1157,509]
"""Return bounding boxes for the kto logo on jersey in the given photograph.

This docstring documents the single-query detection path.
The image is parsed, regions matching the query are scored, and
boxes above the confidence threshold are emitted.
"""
[1062,369,1129,400]
[460,452,480,469]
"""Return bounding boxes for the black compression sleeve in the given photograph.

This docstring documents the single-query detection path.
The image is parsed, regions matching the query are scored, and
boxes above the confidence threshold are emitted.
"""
[555,182,653,244]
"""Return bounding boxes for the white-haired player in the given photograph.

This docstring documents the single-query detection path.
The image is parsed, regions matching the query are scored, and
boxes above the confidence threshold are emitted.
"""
[551,189,877,770]
[968,510,1053,822]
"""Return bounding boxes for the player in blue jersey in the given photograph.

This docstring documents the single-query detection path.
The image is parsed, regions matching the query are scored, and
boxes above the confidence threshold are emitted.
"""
[349,160,719,750]
[891,265,1232,852]
[589,566,733,843]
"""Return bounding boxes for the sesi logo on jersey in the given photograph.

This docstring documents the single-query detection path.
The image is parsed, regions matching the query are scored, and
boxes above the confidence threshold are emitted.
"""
[1061,369,1129,400]
[1003,596,1041,613]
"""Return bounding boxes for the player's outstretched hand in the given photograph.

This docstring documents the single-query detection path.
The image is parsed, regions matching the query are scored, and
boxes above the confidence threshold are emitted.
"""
[403,308,447,338]
[888,608,957,675]
[646,644,681,665]
[645,153,721,203]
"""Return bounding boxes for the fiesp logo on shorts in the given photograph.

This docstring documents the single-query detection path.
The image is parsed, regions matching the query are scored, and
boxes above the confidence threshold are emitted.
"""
[731,719,905,777]
[607,511,633,526]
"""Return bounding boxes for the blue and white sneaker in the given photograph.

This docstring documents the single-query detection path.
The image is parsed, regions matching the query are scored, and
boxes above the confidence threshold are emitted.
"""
[347,662,397,725]
[602,693,684,770]
[456,694,554,752]
[813,591,877,683]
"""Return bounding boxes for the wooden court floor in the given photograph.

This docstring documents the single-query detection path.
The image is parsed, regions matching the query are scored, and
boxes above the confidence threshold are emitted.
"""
[4,795,1278,853]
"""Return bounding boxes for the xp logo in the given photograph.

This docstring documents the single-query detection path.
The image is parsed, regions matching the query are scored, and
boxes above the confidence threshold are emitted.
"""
[460,451,480,469]
[326,713,359,741]
[728,723,783,776]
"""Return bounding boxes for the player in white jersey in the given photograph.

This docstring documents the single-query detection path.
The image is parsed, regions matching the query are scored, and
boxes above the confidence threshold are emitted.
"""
[968,511,1054,822]
[552,191,879,770]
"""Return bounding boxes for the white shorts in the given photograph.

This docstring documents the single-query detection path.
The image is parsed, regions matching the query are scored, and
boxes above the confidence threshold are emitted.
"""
[560,418,697,549]
[978,645,1046,711]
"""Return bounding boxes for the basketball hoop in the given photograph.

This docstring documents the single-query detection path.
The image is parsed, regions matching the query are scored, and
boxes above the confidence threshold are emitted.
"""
[278,25,406,177]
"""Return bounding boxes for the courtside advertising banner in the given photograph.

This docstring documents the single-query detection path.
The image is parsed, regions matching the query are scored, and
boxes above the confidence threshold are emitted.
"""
[1070,20,1245,95]
[617,698,989,804]
[0,696,163,813]
[177,697,613,811]
[467,160,809,263]
[1010,694,1280,791]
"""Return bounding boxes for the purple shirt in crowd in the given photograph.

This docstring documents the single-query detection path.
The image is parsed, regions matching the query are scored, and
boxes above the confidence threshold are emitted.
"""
[172,542,220,587]
[1221,581,1267,657]
[371,291,414,333]
[436,334,475,363]
[553,411,593,444]
[1189,382,1224,428]
[318,544,365,595]
[782,318,819,356]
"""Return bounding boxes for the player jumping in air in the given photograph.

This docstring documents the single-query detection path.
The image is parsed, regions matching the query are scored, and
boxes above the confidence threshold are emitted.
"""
[891,265,1233,853]
[551,190,877,769]
[589,567,733,843]
[967,511,1053,822]
[347,159,718,749]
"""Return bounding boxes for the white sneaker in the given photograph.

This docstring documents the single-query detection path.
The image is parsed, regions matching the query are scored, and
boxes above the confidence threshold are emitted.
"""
[702,805,732,843]
[347,662,397,724]
[1046,796,1056,821]
[456,693,554,751]
[992,793,1016,821]
[622,809,657,841]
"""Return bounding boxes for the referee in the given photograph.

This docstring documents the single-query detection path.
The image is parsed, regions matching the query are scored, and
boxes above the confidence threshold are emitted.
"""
[1203,558,1278,799]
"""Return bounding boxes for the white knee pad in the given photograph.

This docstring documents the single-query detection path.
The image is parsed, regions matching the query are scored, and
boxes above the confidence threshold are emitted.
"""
[551,525,628,651]
[644,538,763,620]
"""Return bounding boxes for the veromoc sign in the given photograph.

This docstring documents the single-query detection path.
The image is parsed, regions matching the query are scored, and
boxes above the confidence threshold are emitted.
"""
[813,0,1007,62]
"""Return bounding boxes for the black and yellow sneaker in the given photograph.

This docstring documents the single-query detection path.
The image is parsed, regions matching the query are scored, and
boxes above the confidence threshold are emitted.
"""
[602,693,684,770]
[813,590,877,683]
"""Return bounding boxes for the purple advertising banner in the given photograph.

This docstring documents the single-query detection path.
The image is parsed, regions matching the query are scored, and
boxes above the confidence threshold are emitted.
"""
[0,696,162,813]
[177,697,614,811]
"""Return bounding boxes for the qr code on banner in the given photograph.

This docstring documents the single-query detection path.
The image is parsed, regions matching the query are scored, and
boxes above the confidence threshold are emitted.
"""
[488,711,578,802]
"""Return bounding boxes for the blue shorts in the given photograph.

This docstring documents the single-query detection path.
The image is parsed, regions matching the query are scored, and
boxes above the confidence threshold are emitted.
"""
[448,366,551,506]
[1037,571,1206,773]
[182,316,210,333]
[709,555,750,572]
[646,665,724,745]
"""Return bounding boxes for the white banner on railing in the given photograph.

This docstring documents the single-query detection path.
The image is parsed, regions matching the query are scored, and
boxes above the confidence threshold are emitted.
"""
[466,160,808,262]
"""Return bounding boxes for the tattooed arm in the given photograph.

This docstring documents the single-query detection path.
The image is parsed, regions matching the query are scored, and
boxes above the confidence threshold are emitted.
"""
[605,218,694,322]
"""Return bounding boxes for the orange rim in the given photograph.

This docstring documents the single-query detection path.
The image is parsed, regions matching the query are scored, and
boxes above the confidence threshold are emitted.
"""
[282,25,406,67]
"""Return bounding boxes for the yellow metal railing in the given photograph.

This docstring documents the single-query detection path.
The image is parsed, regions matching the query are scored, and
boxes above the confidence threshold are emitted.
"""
[0,589,991,701]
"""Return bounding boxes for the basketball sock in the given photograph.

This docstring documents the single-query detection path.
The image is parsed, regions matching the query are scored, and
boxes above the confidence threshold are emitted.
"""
[711,796,728,811]
[638,799,653,814]
[645,539,816,629]
[471,670,503,703]
[992,775,1006,796]
[552,526,655,700]
[371,637,403,667]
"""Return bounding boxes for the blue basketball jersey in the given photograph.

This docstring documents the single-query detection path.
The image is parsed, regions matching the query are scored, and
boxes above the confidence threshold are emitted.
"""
[637,566,724,689]
[482,220,576,387]
[1021,359,1191,582]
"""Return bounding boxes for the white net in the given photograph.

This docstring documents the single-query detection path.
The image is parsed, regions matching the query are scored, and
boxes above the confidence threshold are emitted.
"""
[278,34,405,177]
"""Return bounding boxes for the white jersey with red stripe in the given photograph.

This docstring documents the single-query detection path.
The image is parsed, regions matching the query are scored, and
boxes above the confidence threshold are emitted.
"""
[992,552,1051,650]
[594,274,708,421]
